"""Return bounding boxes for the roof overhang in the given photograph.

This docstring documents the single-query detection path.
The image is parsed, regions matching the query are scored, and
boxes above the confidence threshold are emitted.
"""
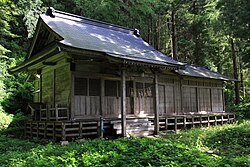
[175,65,237,81]
[58,43,184,70]
[9,43,61,73]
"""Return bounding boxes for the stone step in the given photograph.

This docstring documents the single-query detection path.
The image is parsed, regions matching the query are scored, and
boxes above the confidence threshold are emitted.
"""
[110,118,149,124]
[116,126,154,135]
[113,122,153,129]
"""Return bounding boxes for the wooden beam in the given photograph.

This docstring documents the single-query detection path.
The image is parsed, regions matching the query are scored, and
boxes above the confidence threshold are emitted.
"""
[121,66,127,137]
[153,70,159,135]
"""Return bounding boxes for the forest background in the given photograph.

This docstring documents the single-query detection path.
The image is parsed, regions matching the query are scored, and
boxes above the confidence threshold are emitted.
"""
[0,0,249,115]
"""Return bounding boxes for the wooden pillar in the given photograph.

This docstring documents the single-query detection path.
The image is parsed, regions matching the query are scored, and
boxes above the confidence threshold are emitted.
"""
[100,78,105,116]
[70,72,75,120]
[55,104,58,121]
[99,78,105,138]
[210,88,213,112]
[222,89,225,112]
[121,66,126,137]
[196,88,200,112]
[53,69,56,107]
[133,80,136,115]
[180,78,183,114]
[153,70,159,135]
[79,122,83,138]
[62,123,66,141]
[39,73,42,103]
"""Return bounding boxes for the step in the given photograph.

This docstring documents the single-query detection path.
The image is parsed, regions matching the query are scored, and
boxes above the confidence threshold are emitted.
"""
[116,127,154,135]
[110,118,149,124]
[113,122,152,129]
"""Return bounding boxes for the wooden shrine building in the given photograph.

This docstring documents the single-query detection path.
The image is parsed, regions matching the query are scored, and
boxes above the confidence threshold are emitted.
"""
[11,8,235,140]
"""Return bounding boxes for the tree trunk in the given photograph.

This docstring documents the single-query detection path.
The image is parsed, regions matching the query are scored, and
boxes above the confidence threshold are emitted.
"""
[240,62,245,98]
[156,15,161,50]
[171,11,177,60]
[231,38,240,104]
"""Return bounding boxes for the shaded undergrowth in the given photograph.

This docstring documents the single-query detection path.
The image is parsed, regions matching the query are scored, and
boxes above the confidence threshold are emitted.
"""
[0,120,249,167]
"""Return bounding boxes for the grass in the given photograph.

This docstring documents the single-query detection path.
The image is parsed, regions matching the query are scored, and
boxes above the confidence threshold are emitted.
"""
[0,119,249,166]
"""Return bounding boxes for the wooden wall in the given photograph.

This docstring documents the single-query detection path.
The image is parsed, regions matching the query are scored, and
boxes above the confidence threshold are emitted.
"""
[55,64,71,105]
[65,60,225,119]
[41,70,54,106]
[158,77,225,115]
[40,59,71,107]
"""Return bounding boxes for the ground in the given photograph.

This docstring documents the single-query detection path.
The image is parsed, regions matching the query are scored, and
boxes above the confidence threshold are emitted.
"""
[0,113,249,166]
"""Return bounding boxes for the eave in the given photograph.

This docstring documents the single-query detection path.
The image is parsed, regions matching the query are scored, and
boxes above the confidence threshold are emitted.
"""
[9,42,60,73]
[58,43,184,70]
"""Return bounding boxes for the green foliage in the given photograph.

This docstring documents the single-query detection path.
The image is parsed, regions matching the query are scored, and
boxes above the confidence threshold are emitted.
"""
[0,120,249,166]
[2,74,33,114]
[0,112,30,138]
[0,110,13,130]
[232,98,250,119]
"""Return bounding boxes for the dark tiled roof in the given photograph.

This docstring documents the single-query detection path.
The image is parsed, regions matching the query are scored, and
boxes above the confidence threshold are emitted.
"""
[176,64,236,81]
[41,9,184,67]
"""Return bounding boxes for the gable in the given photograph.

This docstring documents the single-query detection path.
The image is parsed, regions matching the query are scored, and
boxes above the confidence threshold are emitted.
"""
[28,19,62,59]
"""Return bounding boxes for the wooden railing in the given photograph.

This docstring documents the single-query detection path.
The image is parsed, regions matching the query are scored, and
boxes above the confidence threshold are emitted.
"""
[39,104,69,121]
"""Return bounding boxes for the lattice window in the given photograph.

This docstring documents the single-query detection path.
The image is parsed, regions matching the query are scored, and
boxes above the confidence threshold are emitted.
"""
[75,78,101,96]
[105,80,120,97]
[89,79,100,96]
[74,78,87,96]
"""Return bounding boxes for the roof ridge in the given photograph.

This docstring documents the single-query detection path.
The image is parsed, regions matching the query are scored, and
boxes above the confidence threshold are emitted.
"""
[47,7,135,34]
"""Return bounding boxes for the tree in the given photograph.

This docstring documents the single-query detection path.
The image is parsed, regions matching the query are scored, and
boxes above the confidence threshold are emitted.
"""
[217,0,250,103]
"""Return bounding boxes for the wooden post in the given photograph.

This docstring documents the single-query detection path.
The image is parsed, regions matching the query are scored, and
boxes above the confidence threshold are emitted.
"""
[99,78,105,138]
[79,122,83,138]
[196,88,200,112]
[99,117,104,138]
[207,115,210,127]
[174,117,177,131]
[153,70,159,135]
[183,116,186,130]
[222,89,225,112]
[39,73,42,103]
[100,78,105,116]
[30,122,33,138]
[121,66,126,137]
[70,72,75,120]
[133,80,136,115]
[165,117,168,130]
[180,78,183,114]
[36,122,39,138]
[62,123,66,141]
[210,88,213,112]
[192,116,194,128]
[55,104,58,121]
[44,122,47,138]
[53,69,56,107]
